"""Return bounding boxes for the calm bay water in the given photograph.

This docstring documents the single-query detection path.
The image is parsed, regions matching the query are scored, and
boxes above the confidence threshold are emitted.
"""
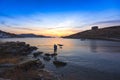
[1,38,120,80]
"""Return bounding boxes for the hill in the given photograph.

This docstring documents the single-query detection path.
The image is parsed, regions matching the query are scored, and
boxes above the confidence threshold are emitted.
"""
[18,34,51,38]
[63,26,120,41]
[0,30,18,38]
[0,30,51,38]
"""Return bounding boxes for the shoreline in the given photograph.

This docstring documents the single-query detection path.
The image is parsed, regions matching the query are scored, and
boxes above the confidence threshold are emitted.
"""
[62,37,120,42]
[0,41,57,80]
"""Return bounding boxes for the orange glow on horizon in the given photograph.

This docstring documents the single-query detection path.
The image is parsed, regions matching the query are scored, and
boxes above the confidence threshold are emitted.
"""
[1,27,81,37]
[13,30,78,37]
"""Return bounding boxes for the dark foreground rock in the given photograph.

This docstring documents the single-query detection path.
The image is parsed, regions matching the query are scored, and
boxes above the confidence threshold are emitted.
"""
[33,51,43,57]
[16,59,45,71]
[44,53,57,57]
[53,61,67,68]
[0,41,37,56]
[0,42,57,80]
[0,60,56,80]
[43,56,51,61]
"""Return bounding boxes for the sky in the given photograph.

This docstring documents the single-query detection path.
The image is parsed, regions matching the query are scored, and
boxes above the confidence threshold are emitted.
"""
[0,0,120,37]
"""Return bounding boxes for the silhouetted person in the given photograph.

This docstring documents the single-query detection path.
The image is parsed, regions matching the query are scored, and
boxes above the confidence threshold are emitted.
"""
[54,44,57,53]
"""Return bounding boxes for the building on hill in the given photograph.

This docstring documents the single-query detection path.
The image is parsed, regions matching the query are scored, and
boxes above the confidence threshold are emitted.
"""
[91,26,98,30]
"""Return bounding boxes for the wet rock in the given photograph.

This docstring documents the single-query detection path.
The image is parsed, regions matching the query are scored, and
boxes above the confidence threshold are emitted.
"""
[43,56,51,61]
[28,46,38,51]
[16,59,44,71]
[0,42,38,56]
[51,53,57,57]
[57,44,63,46]
[33,51,43,57]
[44,53,51,56]
[53,61,67,67]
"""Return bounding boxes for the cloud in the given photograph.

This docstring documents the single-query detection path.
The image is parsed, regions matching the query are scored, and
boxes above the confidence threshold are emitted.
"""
[0,21,39,31]
[0,10,120,36]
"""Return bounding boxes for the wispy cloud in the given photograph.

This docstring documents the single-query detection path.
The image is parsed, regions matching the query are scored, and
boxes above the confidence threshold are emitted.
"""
[0,10,120,36]
[0,20,39,31]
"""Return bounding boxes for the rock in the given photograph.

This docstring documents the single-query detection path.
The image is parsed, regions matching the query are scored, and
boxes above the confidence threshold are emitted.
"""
[43,56,51,61]
[29,46,38,51]
[53,61,67,67]
[16,59,44,71]
[51,53,57,57]
[33,51,43,57]
[44,53,51,56]
[0,42,38,56]
[57,44,63,46]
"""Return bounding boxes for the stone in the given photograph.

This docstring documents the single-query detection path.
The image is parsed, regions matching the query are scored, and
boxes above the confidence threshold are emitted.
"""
[43,56,51,61]
[16,60,44,71]
[51,53,57,57]
[33,51,43,57]
[53,61,67,67]
[44,53,51,56]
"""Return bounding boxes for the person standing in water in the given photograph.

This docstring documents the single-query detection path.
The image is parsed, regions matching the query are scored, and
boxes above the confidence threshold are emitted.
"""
[54,44,57,53]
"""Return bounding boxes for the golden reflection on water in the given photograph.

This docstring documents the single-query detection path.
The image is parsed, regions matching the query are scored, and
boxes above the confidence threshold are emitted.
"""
[26,38,77,53]
[1,38,120,54]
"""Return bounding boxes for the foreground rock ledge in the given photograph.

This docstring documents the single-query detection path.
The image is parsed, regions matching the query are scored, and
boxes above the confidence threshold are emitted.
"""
[0,41,37,56]
[0,41,57,80]
[0,60,56,80]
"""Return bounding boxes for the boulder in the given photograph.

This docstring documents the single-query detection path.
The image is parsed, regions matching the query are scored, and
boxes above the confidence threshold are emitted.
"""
[57,44,63,46]
[53,61,67,67]
[16,59,44,71]
[44,53,51,56]
[43,56,51,61]
[0,42,38,56]
[51,53,57,57]
[33,51,43,57]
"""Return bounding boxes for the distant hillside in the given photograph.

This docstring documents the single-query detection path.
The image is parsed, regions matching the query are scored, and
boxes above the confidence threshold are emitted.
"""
[18,34,51,38]
[0,30,51,38]
[0,30,18,38]
[63,26,120,41]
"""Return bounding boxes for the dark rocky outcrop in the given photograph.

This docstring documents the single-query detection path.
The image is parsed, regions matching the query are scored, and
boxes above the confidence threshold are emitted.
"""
[0,60,56,80]
[43,56,51,61]
[33,51,43,57]
[53,61,67,68]
[0,42,37,56]
[44,53,51,56]
[16,60,45,71]
[0,42,57,80]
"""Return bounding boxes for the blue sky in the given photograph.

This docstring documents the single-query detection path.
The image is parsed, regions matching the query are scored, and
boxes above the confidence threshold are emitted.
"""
[0,0,120,36]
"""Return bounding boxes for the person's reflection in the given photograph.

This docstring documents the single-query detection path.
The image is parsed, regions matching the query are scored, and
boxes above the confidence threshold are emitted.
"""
[90,40,98,53]
[53,56,57,61]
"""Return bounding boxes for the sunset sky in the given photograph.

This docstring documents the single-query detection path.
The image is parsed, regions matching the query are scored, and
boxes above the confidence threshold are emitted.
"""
[0,0,120,37]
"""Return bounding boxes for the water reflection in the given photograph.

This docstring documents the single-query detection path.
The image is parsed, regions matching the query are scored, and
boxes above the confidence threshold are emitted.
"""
[89,40,98,53]
[1,38,120,73]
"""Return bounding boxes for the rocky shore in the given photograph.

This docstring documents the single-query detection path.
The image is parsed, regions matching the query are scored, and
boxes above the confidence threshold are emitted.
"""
[0,41,57,80]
